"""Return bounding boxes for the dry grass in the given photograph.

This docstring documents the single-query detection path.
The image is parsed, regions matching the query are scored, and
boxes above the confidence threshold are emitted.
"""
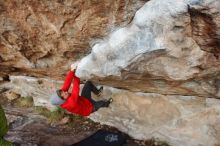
[14,96,34,107]
[34,106,89,126]
[34,106,65,123]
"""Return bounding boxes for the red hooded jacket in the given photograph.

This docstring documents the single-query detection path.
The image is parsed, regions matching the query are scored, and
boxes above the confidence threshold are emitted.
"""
[60,71,93,116]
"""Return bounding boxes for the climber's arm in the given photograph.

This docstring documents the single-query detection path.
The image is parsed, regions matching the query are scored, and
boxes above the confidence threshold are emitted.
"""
[61,70,75,91]
[70,75,80,104]
[60,74,80,109]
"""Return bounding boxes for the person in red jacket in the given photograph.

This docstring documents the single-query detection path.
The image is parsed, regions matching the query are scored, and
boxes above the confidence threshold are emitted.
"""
[50,62,112,117]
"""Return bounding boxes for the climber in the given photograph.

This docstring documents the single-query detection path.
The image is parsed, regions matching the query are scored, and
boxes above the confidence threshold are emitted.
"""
[0,105,20,146]
[50,61,113,117]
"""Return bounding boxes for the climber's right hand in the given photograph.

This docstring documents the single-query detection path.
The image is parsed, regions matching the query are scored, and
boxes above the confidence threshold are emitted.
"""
[71,61,80,71]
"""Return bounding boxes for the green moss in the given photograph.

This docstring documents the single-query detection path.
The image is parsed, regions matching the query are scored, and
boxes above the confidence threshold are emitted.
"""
[15,96,33,108]
[67,114,86,127]
[34,106,92,127]
[48,108,66,123]
[34,106,66,123]
[34,106,50,117]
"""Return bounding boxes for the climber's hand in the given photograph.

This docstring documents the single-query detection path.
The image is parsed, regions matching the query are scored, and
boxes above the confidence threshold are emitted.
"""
[71,61,80,71]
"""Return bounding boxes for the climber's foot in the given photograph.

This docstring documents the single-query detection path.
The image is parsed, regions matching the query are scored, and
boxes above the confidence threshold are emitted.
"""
[105,98,113,107]
[97,86,103,96]
[108,98,113,103]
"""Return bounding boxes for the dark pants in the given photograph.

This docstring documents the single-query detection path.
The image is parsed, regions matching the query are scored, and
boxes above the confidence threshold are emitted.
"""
[81,81,109,112]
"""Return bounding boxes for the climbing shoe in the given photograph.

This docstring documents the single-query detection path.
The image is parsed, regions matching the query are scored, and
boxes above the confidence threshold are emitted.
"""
[108,98,113,103]
[104,98,113,107]
[97,86,103,96]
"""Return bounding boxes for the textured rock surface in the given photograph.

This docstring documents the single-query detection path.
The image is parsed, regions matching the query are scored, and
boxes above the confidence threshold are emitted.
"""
[76,0,220,98]
[1,0,220,146]
[0,76,103,109]
[2,77,220,146]
[90,88,220,146]
[0,0,146,79]
[3,106,95,146]
[2,76,63,108]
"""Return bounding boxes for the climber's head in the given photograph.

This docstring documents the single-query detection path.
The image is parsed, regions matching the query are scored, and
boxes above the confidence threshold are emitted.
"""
[59,90,70,100]
[50,90,69,105]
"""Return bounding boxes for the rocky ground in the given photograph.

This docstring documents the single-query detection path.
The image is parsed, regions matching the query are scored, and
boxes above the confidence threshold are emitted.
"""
[0,93,169,146]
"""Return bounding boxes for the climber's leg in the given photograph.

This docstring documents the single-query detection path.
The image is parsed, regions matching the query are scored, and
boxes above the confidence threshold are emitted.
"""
[92,98,113,112]
[81,81,103,102]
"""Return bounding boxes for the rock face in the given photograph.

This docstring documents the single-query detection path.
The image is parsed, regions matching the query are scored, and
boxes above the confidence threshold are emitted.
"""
[0,0,146,79]
[2,76,220,146]
[1,0,220,146]
[73,0,219,145]
[90,88,220,146]
[4,76,63,108]
[3,106,94,146]
[77,0,220,98]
